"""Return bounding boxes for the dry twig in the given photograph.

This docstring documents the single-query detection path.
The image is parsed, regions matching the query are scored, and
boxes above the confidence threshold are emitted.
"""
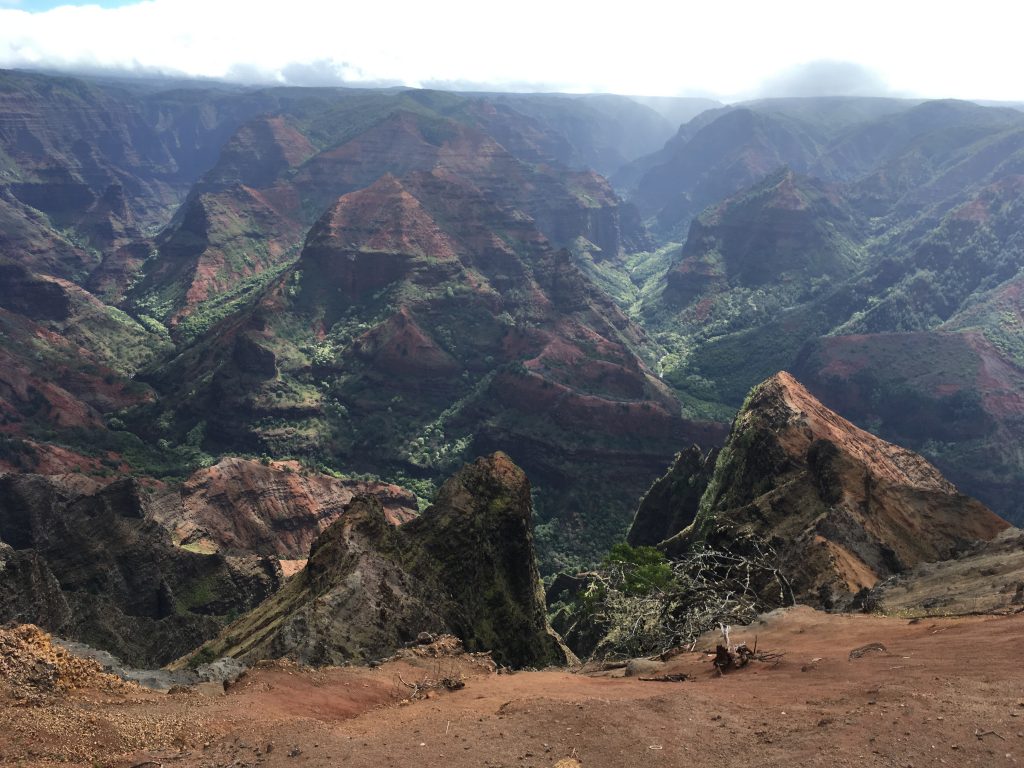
[637,673,690,682]
[975,729,1006,741]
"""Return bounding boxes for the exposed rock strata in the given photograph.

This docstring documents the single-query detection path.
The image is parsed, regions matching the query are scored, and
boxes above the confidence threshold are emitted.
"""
[0,474,282,667]
[183,454,574,668]
[149,457,418,559]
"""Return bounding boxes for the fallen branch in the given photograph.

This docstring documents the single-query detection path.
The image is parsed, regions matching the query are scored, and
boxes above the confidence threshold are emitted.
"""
[848,642,888,660]
[397,671,465,699]
[975,729,1006,741]
[637,673,690,682]
[588,538,795,660]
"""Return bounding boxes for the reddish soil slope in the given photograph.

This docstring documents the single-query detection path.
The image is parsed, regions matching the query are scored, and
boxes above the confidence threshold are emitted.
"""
[3,608,1023,767]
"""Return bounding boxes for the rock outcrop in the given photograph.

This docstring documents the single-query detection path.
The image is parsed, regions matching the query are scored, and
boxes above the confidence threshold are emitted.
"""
[149,457,418,559]
[638,372,1009,608]
[182,453,574,668]
[626,445,718,548]
[0,474,283,667]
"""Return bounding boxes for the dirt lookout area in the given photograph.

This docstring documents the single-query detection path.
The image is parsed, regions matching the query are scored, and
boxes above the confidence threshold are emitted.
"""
[2,606,1023,768]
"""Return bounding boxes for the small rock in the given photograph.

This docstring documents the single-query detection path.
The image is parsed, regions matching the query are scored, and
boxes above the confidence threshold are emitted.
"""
[196,681,226,697]
[197,657,248,686]
[624,658,665,677]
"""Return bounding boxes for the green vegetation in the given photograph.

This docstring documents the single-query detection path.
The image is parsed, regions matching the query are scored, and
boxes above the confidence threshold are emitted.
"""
[602,543,674,596]
[175,258,296,343]
[186,645,218,669]
[551,538,790,659]
[174,575,217,613]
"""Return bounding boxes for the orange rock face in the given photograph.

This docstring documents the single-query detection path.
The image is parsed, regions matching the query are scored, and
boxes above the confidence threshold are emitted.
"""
[670,372,1008,607]
[150,457,418,559]
[794,329,1024,524]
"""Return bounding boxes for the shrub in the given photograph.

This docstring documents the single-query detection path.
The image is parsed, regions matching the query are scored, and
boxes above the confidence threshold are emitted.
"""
[602,543,675,596]
[562,538,793,659]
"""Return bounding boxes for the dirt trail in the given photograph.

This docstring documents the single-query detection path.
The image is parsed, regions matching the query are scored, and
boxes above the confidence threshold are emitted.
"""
[3,607,1024,767]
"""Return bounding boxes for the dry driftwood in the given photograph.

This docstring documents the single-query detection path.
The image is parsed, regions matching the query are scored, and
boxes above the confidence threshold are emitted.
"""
[396,671,466,699]
[712,638,785,674]
[848,642,888,660]
[638,673,690,682]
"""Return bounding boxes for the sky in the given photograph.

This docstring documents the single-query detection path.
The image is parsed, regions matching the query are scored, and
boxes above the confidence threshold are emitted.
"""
[0,0,1022,101]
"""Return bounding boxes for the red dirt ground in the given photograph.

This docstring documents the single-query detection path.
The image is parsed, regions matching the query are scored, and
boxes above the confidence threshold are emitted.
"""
[3,607,1024,767]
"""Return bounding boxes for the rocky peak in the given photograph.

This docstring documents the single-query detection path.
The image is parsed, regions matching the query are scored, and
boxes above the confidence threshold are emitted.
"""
[626,445,718,548]
[403,453,561,666]
[730,371,959,491]
[659,372,1008,608]
[209,115,317,187]
[304,175,460,262]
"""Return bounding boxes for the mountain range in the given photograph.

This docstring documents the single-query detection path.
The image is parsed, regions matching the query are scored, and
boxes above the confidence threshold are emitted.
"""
[4,55,1024,768]
[1,67,1023,579]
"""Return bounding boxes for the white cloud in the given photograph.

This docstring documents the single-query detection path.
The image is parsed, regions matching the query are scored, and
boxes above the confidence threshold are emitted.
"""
[754,61,896,99]
[0,0,1021,100]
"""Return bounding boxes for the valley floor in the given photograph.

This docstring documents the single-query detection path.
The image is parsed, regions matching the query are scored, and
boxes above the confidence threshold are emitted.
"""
[3,607,1023,768]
